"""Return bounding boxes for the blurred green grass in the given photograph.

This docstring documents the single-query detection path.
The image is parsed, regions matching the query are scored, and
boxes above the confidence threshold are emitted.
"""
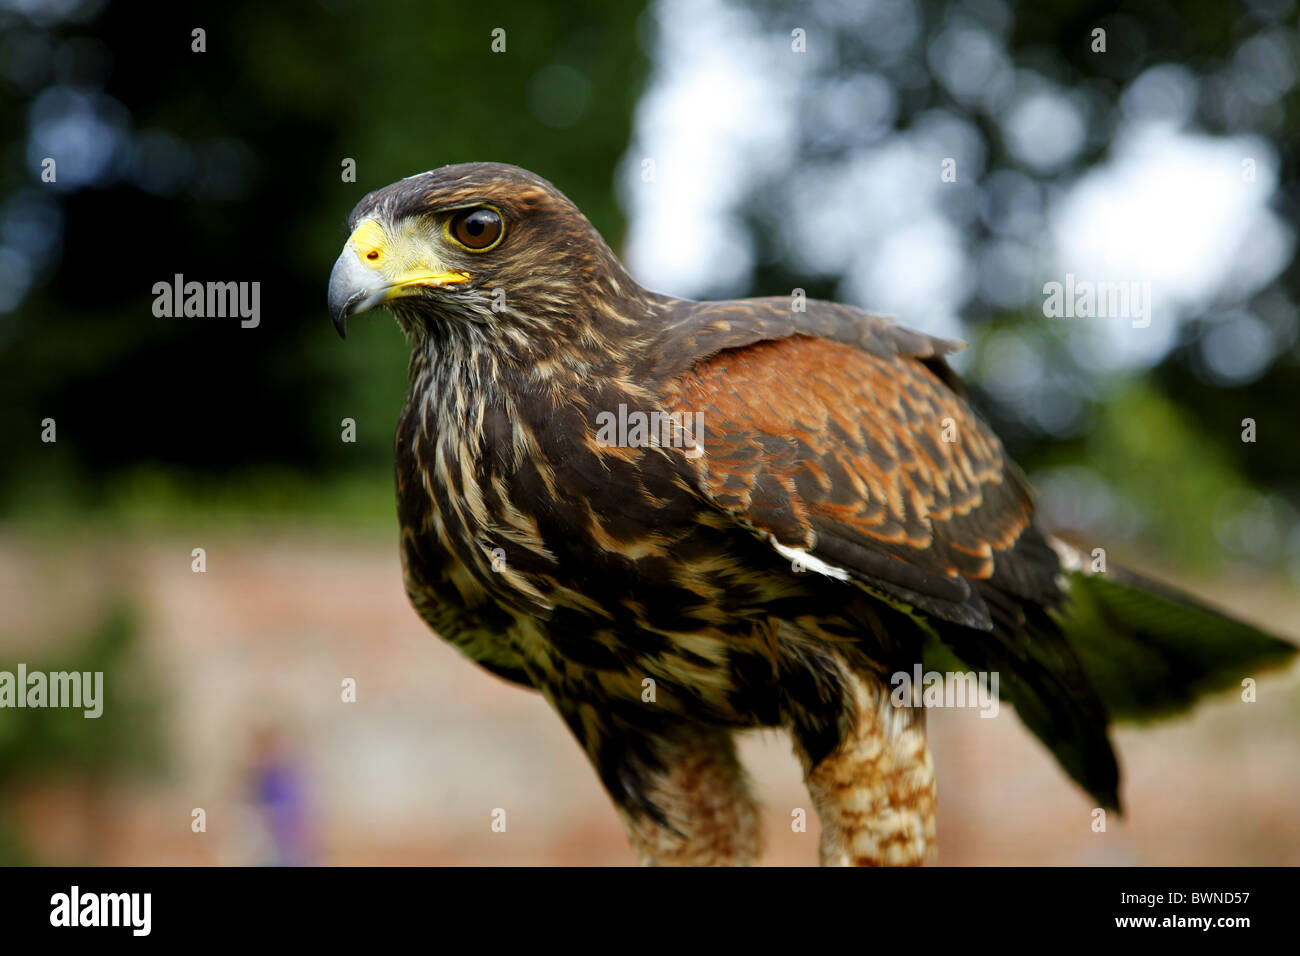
[6,466,399,538]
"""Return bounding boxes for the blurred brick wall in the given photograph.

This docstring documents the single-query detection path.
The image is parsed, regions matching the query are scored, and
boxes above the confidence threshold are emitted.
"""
[2,533,1296,865]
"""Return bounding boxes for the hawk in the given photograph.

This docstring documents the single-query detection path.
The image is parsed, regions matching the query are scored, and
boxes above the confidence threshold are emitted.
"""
[327,162,1295,865]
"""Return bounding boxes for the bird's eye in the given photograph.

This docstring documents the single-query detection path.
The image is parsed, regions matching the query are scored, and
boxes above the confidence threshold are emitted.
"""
[449,207,504,251]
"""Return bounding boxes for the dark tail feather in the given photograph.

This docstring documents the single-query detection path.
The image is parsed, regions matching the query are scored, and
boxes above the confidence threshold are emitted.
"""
[928,585,1122,812]
[923,562,1295,813]
[1054,566,1298,722]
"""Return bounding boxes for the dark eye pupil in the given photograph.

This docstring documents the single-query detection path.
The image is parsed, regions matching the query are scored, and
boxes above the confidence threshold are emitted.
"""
[455,209,500,248]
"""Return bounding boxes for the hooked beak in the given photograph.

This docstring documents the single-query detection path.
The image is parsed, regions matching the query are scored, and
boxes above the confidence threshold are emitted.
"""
[328,247,386,339]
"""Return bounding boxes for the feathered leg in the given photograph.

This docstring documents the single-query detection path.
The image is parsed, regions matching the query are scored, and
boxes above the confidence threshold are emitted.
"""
[544,685,762,866]
[793,670,937,866]
[613,724,762,866]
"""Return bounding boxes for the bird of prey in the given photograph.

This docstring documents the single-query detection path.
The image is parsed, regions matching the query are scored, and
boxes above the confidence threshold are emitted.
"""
[328,162,1295,866]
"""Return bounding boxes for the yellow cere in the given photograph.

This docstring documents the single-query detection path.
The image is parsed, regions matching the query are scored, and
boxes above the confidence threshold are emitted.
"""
[347,219,389,270]
[346,217,471,290]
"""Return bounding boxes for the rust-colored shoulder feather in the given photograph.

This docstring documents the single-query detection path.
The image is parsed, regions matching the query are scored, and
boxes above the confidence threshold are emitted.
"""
[657,327,1055,631]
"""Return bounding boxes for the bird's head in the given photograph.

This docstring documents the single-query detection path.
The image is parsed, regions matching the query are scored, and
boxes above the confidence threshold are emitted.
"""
[328,162,651,367]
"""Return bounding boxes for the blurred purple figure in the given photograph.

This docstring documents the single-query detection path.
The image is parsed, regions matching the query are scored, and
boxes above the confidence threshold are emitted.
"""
[249,727,315,866]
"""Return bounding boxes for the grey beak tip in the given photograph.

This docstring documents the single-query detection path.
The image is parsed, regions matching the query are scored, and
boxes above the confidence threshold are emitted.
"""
[329,248,367,341]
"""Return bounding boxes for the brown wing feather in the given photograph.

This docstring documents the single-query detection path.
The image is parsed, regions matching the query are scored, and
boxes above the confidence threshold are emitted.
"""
[659,332,1054,630]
